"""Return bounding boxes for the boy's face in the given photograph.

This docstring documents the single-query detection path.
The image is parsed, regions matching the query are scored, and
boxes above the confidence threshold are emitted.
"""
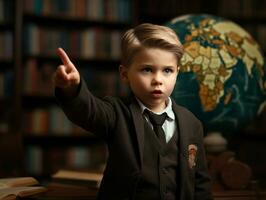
[120,48,179,112]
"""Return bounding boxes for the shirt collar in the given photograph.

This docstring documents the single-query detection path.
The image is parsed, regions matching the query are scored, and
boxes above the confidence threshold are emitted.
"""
[135,97,175,121]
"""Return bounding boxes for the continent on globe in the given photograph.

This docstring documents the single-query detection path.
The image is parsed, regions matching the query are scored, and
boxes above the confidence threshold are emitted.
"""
[166,14,266,133]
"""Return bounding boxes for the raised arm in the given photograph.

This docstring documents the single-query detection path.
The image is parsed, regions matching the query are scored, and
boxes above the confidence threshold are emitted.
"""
[53,48,116,139]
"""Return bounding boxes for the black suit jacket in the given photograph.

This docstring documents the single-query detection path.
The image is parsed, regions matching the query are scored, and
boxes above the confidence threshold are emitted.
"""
[56,79,213,200]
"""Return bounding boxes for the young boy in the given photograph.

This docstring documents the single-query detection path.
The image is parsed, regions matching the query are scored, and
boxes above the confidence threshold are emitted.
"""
[53,23,213,200]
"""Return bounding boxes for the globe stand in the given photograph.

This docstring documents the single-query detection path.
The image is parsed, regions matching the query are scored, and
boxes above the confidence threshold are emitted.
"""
[204,133,254,191]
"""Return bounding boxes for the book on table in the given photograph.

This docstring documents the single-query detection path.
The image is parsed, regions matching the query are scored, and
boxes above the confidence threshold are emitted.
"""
[0,177,47,200]
[51,169,103,188]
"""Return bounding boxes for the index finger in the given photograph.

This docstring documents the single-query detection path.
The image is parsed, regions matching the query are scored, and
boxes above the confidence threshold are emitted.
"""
[57,47,72,66]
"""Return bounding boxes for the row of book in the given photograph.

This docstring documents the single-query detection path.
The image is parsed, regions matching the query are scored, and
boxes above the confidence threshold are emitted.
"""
[80,67,129,98]
[24,0,132,22]
[141,0,266,19]
[23,59,129,97]
[24,24,122,59]
[218,0,266,17]
[140,0,206,17]
[141,0,183,16]
[243,24,266,53]
[0,0,14,23]
[256,25,266,52]
[0,31,13,59]
[23,59,54,96]
[0,70,14,97]
[25,144,107,175]
[23,106,87,135]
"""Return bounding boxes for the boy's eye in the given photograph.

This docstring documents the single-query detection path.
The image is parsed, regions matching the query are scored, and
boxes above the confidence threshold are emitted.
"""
[164,68,174,74]
[141,67,152,73]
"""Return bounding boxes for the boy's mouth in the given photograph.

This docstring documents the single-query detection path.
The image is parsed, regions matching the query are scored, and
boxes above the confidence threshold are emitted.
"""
[151,90,163,97]
[152,90,162,94]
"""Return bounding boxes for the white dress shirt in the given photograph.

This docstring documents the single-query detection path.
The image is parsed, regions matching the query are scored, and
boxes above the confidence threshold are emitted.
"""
[136,97,176,143]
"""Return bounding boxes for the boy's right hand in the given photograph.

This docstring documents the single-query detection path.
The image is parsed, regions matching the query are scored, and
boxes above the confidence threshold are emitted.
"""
[53,47,80,97]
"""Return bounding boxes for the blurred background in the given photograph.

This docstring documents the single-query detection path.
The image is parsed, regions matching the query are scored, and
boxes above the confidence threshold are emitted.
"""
[0,0,265,194]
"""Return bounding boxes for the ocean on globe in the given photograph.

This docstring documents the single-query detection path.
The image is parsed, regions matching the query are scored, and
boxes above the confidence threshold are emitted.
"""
[165,14,266,133]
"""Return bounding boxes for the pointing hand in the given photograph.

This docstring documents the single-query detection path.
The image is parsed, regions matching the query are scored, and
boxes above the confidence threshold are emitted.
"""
[53,48,80,89]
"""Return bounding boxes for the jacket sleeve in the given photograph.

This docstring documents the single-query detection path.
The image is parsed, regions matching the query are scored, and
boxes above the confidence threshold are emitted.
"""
[55,78,116,140]
[194,122,213,200]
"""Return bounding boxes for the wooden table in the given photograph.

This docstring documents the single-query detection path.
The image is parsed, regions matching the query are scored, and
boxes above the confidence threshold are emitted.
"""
[27,183,266,200]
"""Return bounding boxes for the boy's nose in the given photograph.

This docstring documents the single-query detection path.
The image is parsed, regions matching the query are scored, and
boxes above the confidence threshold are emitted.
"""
[152,73,163,85]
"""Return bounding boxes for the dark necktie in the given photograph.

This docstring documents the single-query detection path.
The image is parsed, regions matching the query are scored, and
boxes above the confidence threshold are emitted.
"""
[145,109,167,145]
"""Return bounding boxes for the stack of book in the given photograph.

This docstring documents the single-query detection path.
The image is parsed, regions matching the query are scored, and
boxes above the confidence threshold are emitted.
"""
[51,169,103,188]
[39,169,102,200]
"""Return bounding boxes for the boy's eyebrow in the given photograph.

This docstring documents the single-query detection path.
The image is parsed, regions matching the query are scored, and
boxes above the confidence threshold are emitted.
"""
[161,65,179,69]
[164,65,176,68]
[139,64,153,67]
[139,64,177,68]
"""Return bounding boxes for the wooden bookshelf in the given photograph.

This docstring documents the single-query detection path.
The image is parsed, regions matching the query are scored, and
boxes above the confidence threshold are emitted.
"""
[0,0,16,172]
[0,0,135,178]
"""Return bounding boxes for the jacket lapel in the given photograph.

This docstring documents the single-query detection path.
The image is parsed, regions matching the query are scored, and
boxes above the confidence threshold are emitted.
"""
[129,99,145,169]
[172,100,191,199]
[172,102,188,158]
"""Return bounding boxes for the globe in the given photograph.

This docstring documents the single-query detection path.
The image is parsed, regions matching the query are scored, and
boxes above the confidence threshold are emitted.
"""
[165,14,266,133]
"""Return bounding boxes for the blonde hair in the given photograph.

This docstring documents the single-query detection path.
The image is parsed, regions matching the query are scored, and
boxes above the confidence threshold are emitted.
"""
[121,23,184,67]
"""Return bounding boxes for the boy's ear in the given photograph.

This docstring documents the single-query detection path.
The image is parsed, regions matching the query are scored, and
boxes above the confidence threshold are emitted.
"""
[119,65,129,84]
[177,66,180,75]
